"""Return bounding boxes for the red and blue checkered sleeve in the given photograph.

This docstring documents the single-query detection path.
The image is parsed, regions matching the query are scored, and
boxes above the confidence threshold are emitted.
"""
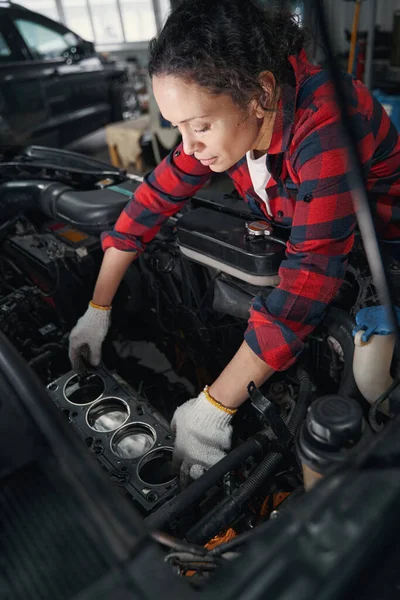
[244,101,371,371]
[101,143,212,253]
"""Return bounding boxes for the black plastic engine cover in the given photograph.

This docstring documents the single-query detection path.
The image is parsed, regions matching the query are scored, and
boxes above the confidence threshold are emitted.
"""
[177,208,286,286]
[39,179,140,234]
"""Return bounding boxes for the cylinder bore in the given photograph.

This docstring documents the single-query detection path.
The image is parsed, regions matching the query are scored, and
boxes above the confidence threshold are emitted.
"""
[138,447,176,486]
[86,397,130,433]
[111,422,156,459]
[64,373,105,405]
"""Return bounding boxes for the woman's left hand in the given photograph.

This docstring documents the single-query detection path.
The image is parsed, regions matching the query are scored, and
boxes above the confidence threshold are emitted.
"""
[171,390,235,486]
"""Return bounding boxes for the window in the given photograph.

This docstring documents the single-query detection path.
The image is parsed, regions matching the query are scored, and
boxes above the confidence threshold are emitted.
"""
[159,0,171,27]
[63,0,94,41]
[0,32,12,57]
[15,18,78,59]
[88,0,124,44]
[292,3,304,26]
[16,0,166,46]
[120,0,157,42]
[17,0,60,22]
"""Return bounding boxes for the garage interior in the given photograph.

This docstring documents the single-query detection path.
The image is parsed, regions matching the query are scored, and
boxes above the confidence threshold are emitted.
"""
[1,1,400,599]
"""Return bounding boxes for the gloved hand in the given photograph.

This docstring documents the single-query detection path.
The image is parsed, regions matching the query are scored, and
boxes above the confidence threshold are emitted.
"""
[68,302,111,372]
[171,387,236,485]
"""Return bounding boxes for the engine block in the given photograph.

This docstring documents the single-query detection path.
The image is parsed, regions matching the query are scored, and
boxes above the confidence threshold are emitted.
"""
[47,366,179,513]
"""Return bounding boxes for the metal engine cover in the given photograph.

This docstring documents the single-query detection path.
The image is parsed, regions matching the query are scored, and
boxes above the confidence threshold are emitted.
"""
[177,208,286,287]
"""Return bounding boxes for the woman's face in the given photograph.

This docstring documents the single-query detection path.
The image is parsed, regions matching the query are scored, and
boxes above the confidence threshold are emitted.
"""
[152,75,272,172]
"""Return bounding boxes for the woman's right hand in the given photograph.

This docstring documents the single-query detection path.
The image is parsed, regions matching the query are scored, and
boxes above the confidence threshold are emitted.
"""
[68,302,112,372]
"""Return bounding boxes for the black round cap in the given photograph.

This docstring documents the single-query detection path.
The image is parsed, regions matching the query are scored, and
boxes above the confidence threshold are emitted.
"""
[297,395,363,472]
[308,395,363,447]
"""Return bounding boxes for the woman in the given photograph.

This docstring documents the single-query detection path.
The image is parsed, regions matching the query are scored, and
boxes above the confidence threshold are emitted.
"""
[69,0,400,481]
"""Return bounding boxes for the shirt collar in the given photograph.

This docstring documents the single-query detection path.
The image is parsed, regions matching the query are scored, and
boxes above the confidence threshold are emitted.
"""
[267,48,310,155]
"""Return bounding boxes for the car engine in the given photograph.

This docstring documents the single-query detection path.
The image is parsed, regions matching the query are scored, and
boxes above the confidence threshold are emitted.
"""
[0,145,398,590]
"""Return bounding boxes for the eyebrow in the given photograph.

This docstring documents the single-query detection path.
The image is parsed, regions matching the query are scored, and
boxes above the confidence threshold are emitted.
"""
[176,114,209,124]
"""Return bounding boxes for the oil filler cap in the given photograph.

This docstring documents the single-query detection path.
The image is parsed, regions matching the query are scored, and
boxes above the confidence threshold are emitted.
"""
[297,395,363,472]
[307,395,363,448]
[245,220,273,237]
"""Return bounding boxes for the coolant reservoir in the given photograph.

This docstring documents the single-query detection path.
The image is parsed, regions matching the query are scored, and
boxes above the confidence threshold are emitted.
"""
[353,306,400,414]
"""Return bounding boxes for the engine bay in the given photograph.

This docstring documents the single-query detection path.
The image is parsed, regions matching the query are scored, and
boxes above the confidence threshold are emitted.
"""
[1,146,400,596]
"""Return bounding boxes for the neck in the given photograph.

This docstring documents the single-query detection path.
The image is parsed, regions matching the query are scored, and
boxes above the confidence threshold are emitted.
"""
[253,113,275,157]
[252,89,280,157]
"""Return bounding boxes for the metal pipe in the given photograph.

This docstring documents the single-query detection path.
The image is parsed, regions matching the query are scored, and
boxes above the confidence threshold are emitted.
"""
[54,0,66,24]
[348,0,362,74]
[364,0,377,89]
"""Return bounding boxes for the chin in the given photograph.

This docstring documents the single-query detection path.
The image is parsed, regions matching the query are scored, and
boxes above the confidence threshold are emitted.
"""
[210,159,232,173]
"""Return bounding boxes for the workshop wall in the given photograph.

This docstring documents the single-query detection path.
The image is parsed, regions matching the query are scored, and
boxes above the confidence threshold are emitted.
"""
[324,0,400,54]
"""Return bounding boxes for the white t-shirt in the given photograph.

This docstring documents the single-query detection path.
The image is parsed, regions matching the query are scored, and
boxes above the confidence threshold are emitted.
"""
[246,150,272,216]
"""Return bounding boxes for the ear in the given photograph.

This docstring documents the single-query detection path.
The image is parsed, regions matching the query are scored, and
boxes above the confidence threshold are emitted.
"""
[254,71,277,116]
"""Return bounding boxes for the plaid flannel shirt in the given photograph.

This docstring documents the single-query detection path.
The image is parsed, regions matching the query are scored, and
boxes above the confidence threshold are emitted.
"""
[102,49,400,371]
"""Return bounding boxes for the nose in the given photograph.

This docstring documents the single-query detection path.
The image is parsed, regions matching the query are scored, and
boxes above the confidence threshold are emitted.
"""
[181,129,202,156]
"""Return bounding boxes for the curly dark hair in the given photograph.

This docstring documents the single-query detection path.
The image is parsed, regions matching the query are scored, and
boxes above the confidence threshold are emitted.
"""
[148,0,305,110]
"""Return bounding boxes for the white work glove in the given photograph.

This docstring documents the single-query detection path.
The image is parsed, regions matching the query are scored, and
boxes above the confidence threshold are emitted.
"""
[171,388,235,486]
[68,302,111,372]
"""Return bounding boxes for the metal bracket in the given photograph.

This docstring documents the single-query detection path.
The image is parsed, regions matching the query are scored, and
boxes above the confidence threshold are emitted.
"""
[248,381,293,447]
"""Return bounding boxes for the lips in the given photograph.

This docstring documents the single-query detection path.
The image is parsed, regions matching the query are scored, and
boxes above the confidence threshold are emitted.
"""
[199,156,217,166]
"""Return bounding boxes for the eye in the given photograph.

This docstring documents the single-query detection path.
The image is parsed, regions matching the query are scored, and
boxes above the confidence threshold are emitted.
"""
[193,125,210,134]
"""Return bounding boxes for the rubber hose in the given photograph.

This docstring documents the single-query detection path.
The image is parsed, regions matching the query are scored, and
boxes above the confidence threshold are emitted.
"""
[322,307,358,398]
[335,324,358,397]
[0,181,51,217]
[287,367,312,437]
[187,369,313,544]
[31,343,65,357]
[28,351,54,369]
[145,436,264,531]
[324,306,356,332]
[29,343,65,369]
[187,452,283,544]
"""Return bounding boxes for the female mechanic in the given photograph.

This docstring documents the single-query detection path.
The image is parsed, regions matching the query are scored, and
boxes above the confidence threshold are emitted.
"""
[69,0,400,481]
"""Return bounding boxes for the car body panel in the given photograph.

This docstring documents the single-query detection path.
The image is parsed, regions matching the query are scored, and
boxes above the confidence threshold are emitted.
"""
[0,4,129,148]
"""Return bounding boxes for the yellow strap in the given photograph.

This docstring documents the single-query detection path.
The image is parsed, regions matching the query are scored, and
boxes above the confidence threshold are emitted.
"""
[89,300,112,311]
[203,386,237,415]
